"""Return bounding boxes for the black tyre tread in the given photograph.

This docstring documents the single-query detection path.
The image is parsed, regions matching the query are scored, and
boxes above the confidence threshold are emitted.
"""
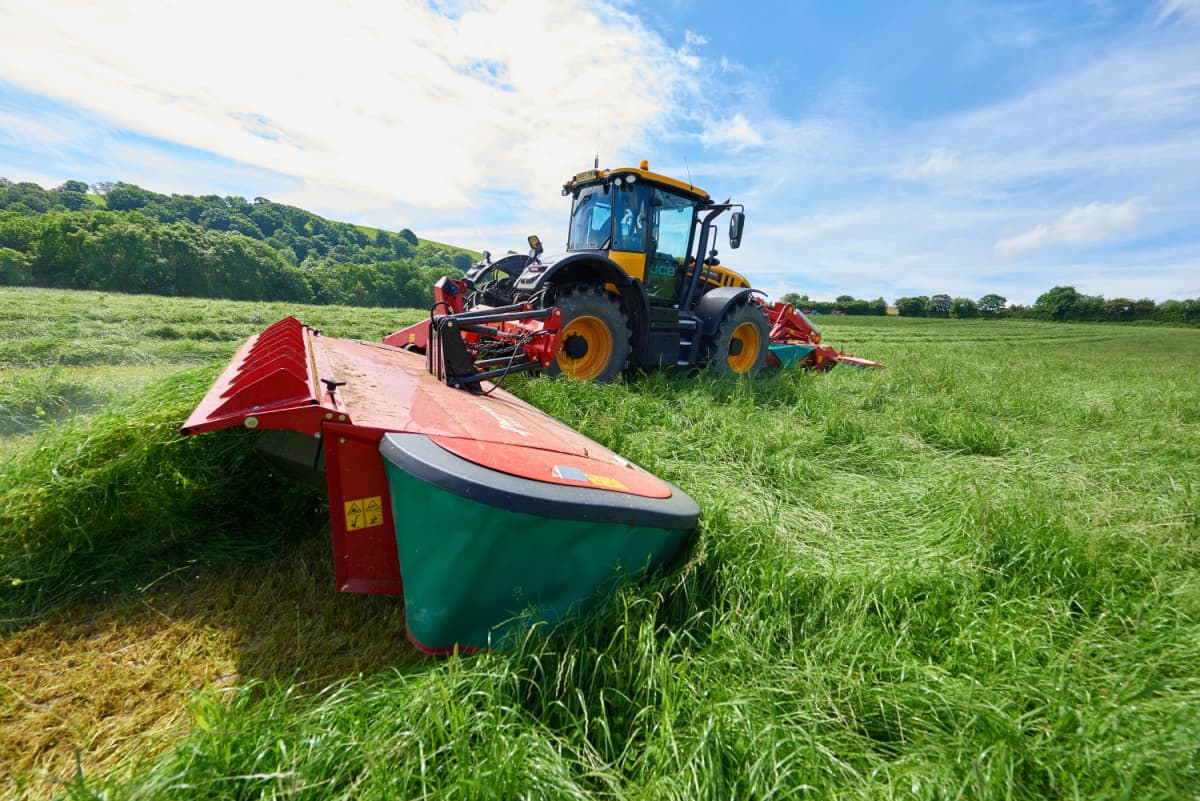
[545,285,632,382]
[708,301,770,376]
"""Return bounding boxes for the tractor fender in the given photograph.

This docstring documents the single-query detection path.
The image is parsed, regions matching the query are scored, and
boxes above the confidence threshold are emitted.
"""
[694,287,760,336]
[464,253,529,283]
[515,251,651,355]
[513,251,627,293]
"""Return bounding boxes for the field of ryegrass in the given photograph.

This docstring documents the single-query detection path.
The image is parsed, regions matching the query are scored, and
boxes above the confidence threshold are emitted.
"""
[1,286,1197,800]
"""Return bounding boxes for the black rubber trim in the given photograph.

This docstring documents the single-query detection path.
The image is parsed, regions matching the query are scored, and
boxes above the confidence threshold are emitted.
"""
[513,252,628,293]
[379,433,700,530]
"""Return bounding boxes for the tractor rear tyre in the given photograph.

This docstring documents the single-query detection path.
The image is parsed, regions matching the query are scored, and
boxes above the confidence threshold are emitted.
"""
[546,285,631,382]
[709,302,770,376]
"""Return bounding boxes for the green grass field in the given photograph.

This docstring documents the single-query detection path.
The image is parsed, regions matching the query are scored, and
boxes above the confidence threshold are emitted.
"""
[1,287,1197,799]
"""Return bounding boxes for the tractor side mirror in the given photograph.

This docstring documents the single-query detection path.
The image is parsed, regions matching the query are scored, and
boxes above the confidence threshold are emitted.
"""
[527,234,544,261]
[729,211,745,249]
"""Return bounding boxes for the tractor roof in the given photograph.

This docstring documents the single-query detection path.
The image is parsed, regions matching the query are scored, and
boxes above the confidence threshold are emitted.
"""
[563,161,711,204]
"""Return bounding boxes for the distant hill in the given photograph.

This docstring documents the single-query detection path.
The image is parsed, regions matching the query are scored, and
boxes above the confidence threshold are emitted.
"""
[0,178,479,308]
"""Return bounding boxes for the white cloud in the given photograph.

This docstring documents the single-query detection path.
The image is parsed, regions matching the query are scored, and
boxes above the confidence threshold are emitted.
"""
[684,30,709,47]
[0,0,691,213]
[700,113,765,151]
[1155,0,1200,24]
[0,110,75,147]
[0,164,71,190]
[895,148,962,180]
[1012,29,1039,47]
[753,212,863,244]
[994,199,1145,260]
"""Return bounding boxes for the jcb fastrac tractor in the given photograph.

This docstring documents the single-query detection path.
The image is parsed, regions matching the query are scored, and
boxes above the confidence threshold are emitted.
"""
[388,160,881,380]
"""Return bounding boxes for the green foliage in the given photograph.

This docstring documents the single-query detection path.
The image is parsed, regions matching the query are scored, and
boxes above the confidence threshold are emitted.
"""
[898,289,1195,324]
[55,181,91,211]
[894,295,928,317]
[1035,285,1083,321]
[0,180,53,213]
[926,293,952,317]
[1029,285,1192,323]
[949,296,978,318]
[0,246,32,285]
[0,209,310,301]
[1,292,1196,799]
[0,178,481,308]
[778,293,887,316]
[103,181,151,211]
[978,293,1007,316]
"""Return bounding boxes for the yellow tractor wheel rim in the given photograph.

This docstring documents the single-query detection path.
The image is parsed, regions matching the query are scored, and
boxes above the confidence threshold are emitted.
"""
[727,322,761,374]
[557,315,614,380]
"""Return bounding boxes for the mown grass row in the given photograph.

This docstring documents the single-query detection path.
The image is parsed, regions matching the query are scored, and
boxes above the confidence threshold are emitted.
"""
[0,368,328,629]
[0,288,1197,799]
[0,287,424,368]
[0,288,415,626]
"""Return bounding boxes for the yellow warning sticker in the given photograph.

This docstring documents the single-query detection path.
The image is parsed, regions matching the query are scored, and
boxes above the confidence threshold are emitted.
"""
[345,495,385,531]
[585,473,628,491]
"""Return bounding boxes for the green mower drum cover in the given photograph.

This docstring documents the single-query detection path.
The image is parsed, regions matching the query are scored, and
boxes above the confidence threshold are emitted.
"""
[381,434,694,650]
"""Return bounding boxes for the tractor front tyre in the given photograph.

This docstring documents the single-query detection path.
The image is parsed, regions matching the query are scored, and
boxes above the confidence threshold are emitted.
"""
[709,302,770,377]
[546,286,631,382]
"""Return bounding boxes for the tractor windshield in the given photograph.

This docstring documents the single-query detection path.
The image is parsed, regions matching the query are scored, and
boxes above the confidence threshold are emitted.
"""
[567,184,612,251]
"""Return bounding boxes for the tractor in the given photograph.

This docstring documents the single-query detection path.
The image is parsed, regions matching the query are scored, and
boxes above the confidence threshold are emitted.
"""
[389,160,877,381]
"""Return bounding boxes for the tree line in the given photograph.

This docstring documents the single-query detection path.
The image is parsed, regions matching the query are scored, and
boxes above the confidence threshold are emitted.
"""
[778,293,889,316]
[0,178,477,308]
[780,289,1198,325]
[891,288,1200,324]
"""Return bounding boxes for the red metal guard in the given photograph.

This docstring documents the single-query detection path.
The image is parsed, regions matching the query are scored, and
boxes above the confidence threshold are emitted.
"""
[181,316,347,437]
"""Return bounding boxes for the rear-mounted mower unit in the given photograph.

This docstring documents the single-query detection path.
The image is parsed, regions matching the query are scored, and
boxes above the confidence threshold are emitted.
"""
[182,312,699,652]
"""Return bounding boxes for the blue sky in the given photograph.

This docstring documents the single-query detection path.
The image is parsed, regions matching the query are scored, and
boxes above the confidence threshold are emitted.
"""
[1,0,1197,304]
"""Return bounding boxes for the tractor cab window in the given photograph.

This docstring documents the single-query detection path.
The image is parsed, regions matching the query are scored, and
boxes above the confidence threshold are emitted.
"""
[644,188,697,300]
[567,185,612,251]
[612,181,649,252]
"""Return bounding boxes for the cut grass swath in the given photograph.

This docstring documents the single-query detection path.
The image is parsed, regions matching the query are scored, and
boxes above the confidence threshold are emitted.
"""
[0,367,324,630]
[0,368,103,436]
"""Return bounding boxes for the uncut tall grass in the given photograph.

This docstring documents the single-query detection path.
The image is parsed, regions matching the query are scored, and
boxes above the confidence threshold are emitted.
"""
[0,290,1196,799]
